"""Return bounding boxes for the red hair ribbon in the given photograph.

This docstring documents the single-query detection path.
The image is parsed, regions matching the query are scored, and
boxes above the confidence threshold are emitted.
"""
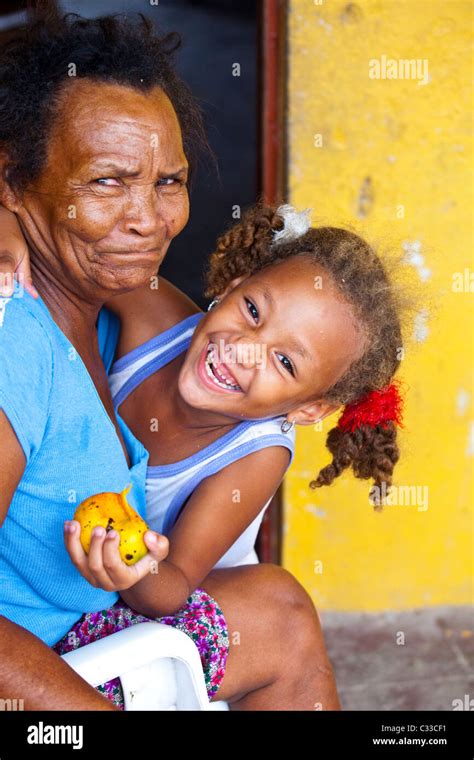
[337,379,405,433]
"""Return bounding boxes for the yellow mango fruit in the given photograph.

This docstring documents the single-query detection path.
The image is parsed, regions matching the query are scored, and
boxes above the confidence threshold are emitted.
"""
[74,484,150,566]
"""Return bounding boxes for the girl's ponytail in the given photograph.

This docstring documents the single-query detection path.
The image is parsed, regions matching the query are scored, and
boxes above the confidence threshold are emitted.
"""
[310,380,406,510]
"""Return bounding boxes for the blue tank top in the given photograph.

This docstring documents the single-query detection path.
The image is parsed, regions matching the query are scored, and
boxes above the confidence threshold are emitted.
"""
[109,312,296,567]
[0,288,148,646]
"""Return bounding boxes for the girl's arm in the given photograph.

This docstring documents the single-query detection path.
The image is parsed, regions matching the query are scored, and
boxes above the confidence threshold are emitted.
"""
[104,276,201,362]
[0,205,37,298]
[120,444,291,617]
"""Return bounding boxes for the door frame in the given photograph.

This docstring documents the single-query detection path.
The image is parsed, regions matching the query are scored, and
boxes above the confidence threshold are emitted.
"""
[255,0,288,565]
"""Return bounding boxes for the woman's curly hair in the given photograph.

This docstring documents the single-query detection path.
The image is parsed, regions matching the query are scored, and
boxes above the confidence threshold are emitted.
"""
[204,203,412,507]
[0,6,211,194]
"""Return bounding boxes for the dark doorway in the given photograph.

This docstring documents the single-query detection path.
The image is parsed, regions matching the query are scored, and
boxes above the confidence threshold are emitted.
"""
[1,0,285,563]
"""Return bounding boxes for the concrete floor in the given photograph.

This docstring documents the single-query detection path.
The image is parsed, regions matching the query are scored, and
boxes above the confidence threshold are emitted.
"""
[320,606,473,710]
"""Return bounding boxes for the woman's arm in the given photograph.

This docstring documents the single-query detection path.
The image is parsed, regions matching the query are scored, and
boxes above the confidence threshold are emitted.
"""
[120,444,291,617]
[0,410,118,710]
[104,276,202,361]
[0,615,119,710]
[0,205,37,298]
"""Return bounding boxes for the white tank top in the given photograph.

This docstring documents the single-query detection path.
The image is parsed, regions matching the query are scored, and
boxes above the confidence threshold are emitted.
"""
[109,312,296,568]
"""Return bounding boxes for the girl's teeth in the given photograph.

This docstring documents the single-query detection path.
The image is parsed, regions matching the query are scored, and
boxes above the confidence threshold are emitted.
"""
[205,347,241,391]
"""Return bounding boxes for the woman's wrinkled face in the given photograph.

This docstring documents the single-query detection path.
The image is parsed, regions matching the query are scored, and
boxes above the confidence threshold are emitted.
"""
[178,257,368,422]
[12,79,189,300]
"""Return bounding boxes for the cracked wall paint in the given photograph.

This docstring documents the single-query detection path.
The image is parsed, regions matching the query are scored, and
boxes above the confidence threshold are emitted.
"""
[402,240,432,282]
[456,389,471,417]
[467,422,474,458]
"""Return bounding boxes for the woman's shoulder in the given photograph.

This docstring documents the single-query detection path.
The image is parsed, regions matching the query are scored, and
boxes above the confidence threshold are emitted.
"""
[0,288,54,411]
[152,276,202,332]
[106,276,202,361]
[0,287,54,360]
[0,288,54,462]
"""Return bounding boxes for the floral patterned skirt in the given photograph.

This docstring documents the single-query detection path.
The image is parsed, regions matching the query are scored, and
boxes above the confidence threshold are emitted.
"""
[52,588,229,708]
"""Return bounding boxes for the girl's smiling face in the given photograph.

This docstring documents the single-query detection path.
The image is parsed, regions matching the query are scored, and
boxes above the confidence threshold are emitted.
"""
[178,256,368,424]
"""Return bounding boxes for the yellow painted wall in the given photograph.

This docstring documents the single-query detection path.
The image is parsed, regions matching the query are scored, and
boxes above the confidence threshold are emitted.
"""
[283,0,473,610]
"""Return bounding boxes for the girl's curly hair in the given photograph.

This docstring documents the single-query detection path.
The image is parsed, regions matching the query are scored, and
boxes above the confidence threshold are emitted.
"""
[204,203,412,507]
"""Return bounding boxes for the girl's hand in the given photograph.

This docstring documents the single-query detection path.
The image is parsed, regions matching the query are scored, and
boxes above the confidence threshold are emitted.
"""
[0,206,37,298]
[64,520,169,592]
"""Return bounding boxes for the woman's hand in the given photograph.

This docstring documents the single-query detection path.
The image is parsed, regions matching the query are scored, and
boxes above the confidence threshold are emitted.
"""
[0,206,38,298]
[64,520,169,592]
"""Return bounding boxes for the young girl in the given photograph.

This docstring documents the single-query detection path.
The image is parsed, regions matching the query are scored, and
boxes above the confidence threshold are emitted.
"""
[0,202,407,706]
[104,201,405,540]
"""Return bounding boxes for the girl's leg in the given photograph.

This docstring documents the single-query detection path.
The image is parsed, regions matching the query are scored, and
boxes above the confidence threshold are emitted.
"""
[200,562,341,710]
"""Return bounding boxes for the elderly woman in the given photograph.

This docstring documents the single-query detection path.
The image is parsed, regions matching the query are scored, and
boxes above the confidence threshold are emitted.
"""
[0,13,339,710]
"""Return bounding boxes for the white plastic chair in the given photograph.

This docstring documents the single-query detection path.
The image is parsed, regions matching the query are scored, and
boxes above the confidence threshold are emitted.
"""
[61,548,259,710]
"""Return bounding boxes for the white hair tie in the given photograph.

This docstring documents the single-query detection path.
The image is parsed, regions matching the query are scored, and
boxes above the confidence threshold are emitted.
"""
[271,203,312,246]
